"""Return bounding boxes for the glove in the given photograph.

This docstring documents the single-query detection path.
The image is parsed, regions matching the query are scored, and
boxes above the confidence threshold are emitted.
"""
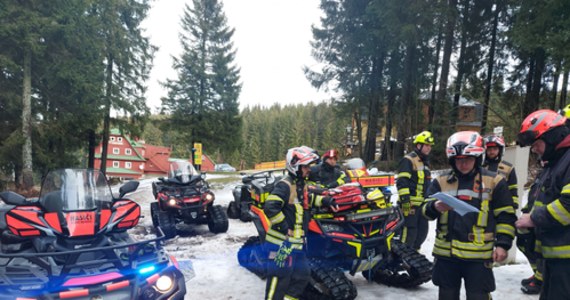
[274,240,293,268]
[399,196,411,217]
[322,195,336,207]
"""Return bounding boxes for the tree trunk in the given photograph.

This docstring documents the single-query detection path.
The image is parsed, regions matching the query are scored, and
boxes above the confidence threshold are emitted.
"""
[100,55,114,176]
[87,129,96,168]
[21,48,34,190]
[560,68,569,108]
[429,26,443,128]
[383,73,397,161]
[363,53,385,163]
[437,0,458,111]
[528,48,545,115]
[551,60,561,109]
[481,1,499,135]
[524,56,535,117]
[451,0,470,129]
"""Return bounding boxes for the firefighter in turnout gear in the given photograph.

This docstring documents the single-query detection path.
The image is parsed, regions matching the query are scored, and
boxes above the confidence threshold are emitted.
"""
[517,180,544,294]
[396,130,434,250]
[308,149,348,188]
[264,146,338,300]
[515,109,570,300]
[483,135,519,209]
[422,131,516,300]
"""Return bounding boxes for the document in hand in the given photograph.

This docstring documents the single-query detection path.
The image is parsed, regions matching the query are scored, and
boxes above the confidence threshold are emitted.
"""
[430,192,480,216]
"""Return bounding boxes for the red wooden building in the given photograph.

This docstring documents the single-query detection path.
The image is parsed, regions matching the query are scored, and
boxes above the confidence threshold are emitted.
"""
[94,129,217,179]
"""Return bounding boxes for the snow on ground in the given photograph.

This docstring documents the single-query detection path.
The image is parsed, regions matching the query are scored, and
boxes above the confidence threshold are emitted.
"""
[126,175,540,300]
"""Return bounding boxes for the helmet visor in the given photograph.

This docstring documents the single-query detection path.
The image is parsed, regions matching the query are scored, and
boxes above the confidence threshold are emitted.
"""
[517,131,537,147]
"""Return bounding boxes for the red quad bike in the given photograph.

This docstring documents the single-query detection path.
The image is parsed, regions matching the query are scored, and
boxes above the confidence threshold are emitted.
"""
[0,169,186,300]
[151,160,228,239]
[238,183,433,300]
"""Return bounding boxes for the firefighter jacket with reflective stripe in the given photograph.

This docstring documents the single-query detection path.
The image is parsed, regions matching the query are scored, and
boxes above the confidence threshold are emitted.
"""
[397,151,431,207]
[308,163,348,188]
[422,168,516,261]
[529,136,570,259]
[264,175,328,250]
[483,158,519,208]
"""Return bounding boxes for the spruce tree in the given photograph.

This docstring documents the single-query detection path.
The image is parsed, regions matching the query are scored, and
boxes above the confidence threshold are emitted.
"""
[162,0,241,162]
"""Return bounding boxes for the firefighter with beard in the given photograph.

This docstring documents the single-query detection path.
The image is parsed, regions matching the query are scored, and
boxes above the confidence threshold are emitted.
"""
[515,109,570,300]
[396,130,434,250]
[422,131,516,300]
[264,146,339,300]
[308,149,348,188]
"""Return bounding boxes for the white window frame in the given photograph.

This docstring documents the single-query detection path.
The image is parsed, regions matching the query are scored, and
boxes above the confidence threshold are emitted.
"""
[117,137,123,143]
[112,161,119,168]
[125,162,132,169]
[112,148,120,155]
[125,148,132,155]
[110,136,115,142]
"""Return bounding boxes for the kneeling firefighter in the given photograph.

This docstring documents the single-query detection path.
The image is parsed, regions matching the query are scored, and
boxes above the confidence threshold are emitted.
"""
[264,146,338,300]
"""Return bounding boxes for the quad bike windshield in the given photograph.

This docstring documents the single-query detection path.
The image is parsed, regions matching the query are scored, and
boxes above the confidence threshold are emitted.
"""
[39,168,112,212]
[169,160,198,183]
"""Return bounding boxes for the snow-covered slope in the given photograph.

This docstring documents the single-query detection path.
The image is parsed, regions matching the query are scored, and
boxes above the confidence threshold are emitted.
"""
[127,175,539,300]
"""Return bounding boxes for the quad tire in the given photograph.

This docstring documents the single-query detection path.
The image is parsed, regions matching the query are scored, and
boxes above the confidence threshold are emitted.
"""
[371,240,433,288]
[227,201,240,219]
[151,202,177,239]
[237,236,267,279]
[208,205,229,233]
[302,259,357,300]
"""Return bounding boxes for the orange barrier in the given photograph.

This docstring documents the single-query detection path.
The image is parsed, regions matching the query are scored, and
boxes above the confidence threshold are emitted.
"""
[254,160,286,170]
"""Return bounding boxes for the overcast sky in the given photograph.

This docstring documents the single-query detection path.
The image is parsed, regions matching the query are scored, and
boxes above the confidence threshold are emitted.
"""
[142,0,334,113]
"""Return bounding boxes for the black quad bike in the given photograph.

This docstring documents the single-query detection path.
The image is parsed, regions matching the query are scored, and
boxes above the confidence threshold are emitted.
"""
[237,182,432,300]
[227,169,285,222]
[0,168,186,300]
[151,160,228,239]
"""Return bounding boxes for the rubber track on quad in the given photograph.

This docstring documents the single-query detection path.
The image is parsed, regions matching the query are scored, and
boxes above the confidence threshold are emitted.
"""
[237,236,267,279]
[302,259,357,300]
[373,240,433,288]
[208,205,229,233]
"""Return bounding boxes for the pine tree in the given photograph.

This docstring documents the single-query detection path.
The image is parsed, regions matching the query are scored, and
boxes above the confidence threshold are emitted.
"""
[162,0,241,161]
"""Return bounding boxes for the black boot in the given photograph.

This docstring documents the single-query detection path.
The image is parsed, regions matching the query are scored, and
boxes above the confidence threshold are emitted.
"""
[520,275,534,286]
[439,288,460,300]
[521,277,542,295]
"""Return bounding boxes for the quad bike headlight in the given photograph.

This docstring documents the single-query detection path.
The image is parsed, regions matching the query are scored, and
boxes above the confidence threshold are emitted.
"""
[168,198,177,206]
[203,192,215,203]
[155,274,174,292]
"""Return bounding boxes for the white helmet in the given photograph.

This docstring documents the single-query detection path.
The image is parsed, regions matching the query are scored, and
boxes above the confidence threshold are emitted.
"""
[285,146,319,177]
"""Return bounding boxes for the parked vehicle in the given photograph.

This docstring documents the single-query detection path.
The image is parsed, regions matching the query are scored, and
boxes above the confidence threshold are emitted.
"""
[237,180,432,300]
[0,168,186,299]
[227,169,285,222]
[215,163,236,172]
[151,160,228,239]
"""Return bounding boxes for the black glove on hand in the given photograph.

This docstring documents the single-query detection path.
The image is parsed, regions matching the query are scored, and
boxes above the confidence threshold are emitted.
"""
[322,195,337,208]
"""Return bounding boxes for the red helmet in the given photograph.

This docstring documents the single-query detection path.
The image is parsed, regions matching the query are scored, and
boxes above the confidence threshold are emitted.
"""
[285,146,319,175]
[483,135,505,149]
[517,109,567,147]
[446,131,485,159]
[322,149,339,160]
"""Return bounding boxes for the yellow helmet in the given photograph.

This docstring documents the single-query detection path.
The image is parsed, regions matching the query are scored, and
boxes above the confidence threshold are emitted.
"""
[413,131,435,145]
[563,104,570,118]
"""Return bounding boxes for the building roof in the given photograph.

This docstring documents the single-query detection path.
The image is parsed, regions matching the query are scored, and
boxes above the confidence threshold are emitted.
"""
[144,145,171,174]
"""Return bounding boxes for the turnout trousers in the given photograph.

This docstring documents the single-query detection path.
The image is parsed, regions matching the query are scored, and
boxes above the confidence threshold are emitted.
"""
[540,259,570,300]
[265,251,311,300]
[400,206,429,250]
[432,257,495,300]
